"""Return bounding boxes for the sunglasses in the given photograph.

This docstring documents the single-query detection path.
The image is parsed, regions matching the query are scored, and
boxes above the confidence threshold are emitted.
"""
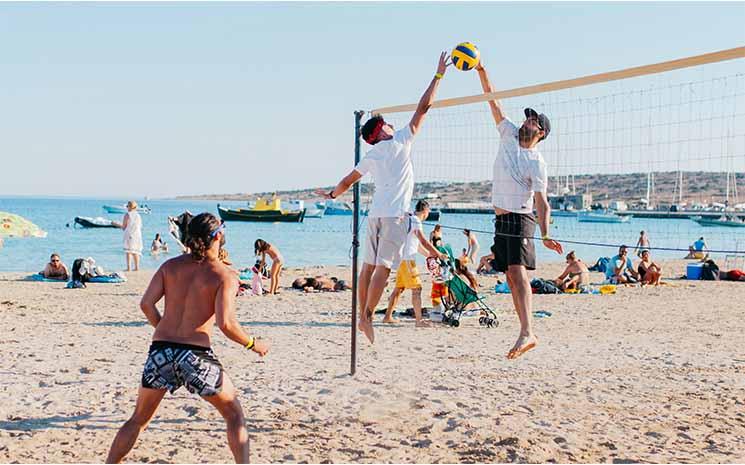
[51,259,59,263]
[210,223,226,238]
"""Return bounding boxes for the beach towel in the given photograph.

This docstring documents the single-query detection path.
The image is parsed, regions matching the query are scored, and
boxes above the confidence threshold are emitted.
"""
[25,274,68,282]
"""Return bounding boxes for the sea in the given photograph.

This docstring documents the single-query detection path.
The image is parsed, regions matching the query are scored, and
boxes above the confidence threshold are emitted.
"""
[1,197,744,274]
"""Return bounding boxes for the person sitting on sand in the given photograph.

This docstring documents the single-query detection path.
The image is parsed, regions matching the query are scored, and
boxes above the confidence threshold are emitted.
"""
[686,236,709,260]
[150,233,169,255]
[105,213,269,464]
[476,252,496,274]
[606,245,639,284]
[292,276,349,292]
[554,251,590,290]
[637,249,663,285]
[254,239,283,295]
[384,200,448,327]
[40,253,70,281]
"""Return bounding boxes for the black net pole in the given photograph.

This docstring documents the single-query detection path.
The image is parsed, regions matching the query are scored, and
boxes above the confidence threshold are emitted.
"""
[351,110,363,376]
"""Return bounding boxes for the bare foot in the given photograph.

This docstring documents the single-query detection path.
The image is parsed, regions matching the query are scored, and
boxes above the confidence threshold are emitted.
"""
[415,320,432,328]
[358,317,375,344]
[382,317,398,324]
[507,334,538,360]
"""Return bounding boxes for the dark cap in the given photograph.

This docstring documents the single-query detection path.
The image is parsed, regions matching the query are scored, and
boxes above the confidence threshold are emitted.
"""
[524,108,551,141]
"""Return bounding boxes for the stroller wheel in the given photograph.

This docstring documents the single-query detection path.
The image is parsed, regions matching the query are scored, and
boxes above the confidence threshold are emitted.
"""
[451,319,460,328]
[478,317,485,326]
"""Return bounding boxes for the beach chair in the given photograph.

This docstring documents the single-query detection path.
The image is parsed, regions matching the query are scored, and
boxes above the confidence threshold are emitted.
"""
[441,268,499,329]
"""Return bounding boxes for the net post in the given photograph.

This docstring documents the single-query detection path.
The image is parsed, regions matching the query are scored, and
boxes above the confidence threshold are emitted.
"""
[351,110,364,376]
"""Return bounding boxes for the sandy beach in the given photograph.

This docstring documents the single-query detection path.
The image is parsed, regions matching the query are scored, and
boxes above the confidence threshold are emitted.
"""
[1,260,744,463]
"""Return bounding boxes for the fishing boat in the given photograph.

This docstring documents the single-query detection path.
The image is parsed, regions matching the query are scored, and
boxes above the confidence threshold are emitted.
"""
[577,211,630,223]
[217,198,305,223]
[693,215,745,228]
[102,204,152,214]
[74,216,121,228]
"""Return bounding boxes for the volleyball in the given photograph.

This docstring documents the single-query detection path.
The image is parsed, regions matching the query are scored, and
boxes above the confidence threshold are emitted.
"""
[451,42,480,71]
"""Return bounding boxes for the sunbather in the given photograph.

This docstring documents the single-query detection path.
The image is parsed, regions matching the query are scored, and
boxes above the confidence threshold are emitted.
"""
[637,250,662,285]
[554,251,590,290]
[40,253,70,281]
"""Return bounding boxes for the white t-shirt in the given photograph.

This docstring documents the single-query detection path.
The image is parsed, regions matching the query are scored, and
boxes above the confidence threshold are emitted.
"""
[354,125,415,218]
[402,214,423,260]
[492,118,548,214]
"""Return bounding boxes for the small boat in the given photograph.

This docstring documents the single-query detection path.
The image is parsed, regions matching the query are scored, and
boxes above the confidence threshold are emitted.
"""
[305,206,326,219]
[577,211,630,223]
[217,198,305,223]
[318,200,369,216]
[693,216,745,228]
[552,208,582,217]
[74,216,121,228]
[321,200,354,216]
[103,204,152,214]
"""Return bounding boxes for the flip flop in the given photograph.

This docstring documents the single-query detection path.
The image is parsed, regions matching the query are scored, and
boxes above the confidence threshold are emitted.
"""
[507,341,537,360]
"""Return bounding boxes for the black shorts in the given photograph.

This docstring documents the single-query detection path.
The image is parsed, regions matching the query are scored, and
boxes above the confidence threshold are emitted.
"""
[490,212,537,272]
[141,341,223,396]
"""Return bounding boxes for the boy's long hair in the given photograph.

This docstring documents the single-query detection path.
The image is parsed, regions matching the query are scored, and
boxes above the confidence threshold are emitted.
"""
[186,213,222,262]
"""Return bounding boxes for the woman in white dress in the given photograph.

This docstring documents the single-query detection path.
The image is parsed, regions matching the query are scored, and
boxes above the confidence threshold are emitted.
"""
[121,200,143,271]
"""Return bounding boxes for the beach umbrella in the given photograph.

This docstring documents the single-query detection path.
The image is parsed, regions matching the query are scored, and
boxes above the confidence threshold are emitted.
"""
[0,211,48,238]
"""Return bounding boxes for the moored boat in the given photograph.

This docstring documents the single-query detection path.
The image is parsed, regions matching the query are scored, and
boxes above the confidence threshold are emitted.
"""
[693,216,745,228]
[577,211,630,223]
[103,204,152,214]
[217,198,306,223]
[74,216,122,228]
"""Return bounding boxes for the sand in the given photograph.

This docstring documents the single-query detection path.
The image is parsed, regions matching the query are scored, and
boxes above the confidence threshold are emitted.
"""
[1,260,744,463]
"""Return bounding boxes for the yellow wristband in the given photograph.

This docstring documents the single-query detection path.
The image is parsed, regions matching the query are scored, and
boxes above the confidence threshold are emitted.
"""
[434,73,443,79]
[244,337,255,350]
[542,235,551,241]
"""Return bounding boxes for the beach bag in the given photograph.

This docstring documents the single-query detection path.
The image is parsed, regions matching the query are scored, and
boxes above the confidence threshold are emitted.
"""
[71,258,93,283]
[589,257,611,273]
[530,278,563,294]
[701,260,720,281]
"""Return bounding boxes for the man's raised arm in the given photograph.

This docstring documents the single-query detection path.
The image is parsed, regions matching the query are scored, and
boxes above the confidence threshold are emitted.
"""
[409,52,450,135]
[475,62,506,126]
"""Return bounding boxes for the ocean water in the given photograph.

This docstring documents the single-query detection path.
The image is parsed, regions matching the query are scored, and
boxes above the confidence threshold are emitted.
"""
[1,197,744,274]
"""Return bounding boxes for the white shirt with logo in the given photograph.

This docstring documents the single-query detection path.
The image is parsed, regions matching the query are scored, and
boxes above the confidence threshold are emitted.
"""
[354,125,415,218]
[402,214,423,260]
[492,118,548,214]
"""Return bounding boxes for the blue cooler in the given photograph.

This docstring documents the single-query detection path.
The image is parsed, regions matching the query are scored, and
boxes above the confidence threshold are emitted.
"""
[686,263,703,280]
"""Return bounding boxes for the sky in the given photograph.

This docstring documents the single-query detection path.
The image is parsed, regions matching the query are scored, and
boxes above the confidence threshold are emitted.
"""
[1,2,744,198]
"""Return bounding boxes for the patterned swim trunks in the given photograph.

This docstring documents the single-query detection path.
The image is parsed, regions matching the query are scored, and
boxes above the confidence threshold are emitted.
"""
[141,341,223,396]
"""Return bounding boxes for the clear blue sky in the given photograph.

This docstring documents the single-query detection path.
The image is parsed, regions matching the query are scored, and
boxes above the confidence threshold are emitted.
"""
[1,2,743,198]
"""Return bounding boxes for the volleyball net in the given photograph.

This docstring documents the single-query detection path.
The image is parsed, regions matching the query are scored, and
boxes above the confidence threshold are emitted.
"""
[360,46,745,262]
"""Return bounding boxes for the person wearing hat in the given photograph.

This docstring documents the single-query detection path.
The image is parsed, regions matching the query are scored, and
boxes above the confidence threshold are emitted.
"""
[121,200,144,271]
[316,52,450,345]
[474,61,563,360]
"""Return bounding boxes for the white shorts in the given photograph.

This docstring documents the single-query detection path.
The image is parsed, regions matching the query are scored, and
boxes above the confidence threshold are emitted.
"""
[363,217,408,269]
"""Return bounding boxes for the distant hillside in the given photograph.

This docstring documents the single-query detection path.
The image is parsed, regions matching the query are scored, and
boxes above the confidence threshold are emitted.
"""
[177,171,743,207]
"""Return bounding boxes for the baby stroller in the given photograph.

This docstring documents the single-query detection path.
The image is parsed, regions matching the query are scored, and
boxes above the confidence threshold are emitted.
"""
[427,257,499,328]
